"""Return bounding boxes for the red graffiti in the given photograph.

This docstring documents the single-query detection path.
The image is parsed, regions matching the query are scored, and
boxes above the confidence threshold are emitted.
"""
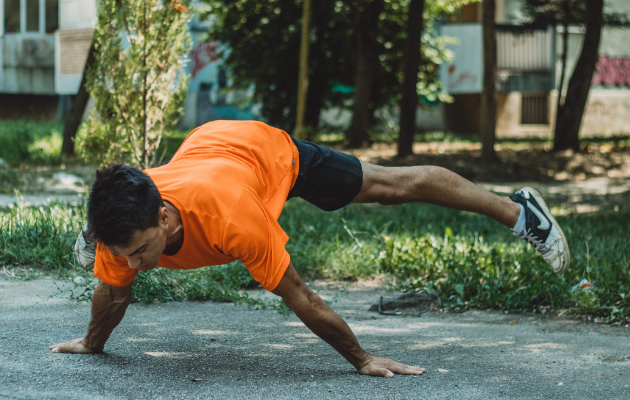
[190,41,221,78]
[449,71,479,90]
[592,56,630,86]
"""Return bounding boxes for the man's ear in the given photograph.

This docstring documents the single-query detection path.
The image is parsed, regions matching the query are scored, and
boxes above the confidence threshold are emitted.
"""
[158,205,169,226]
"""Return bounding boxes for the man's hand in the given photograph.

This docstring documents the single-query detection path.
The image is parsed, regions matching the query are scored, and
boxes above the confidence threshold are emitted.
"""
[49,338,93,354]
[357,354,426,378]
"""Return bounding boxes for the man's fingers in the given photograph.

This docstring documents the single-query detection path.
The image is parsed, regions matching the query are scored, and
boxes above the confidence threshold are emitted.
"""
[50,344,68,353]
[358,356,426,377]
[388,362,426,375]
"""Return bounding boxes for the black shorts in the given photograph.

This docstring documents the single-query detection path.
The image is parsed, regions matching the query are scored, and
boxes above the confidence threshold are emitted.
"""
[287,137,363,212]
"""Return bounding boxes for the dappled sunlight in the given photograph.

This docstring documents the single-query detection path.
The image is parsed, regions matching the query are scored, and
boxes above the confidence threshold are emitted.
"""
[191,330,238,336]
[266,344,294,350]
[348,325,411,334]
[406,322,477,329]
[409,337,518,351]
[523,343,568,353]
[145,351,199,359]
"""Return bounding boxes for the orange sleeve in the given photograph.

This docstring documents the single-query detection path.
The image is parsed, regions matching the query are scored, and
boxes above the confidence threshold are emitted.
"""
[222,189,291,291]
[93,242,139,287]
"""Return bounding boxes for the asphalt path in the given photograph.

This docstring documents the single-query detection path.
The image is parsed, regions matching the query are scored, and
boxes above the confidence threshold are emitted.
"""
[1,276,629,400]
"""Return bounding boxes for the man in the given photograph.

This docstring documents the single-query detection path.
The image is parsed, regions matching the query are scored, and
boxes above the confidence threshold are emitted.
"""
[50,120,569,378]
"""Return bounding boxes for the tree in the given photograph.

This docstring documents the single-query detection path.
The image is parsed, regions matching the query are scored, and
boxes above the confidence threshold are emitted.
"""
[397,0,425,157]
[347,0,385,148]
[522,0,630,151]
[396,0,477,157]
[76,0,191,169]
[61,40,96,157]
[202,0,463,145]
[481,0,497,160]
[202,0,357,134]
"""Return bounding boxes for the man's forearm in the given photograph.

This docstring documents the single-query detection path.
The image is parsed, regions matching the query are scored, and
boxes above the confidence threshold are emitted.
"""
[272,264,370,369]
[83,281,133,352]
[286,292,370,369]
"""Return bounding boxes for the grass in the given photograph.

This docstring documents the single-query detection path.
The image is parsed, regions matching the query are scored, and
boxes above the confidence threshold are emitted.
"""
[1,198,628,323]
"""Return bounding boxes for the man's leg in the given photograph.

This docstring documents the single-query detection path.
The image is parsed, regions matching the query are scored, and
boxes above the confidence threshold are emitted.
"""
[352,162,520,228]
[351,161,570,273]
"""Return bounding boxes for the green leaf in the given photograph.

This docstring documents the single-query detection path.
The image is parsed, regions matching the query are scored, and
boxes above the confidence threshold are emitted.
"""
[455,283,465,298]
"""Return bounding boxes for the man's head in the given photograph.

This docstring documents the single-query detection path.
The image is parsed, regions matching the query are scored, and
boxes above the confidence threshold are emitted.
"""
[88,165,168,270]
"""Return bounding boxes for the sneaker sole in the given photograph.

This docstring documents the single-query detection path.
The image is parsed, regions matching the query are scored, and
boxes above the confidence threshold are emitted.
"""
[523,187,570,273]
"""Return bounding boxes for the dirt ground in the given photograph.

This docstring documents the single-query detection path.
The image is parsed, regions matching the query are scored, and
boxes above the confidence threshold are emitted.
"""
[346,141,630,183]
[1,275,629,400]
[2,140,630,196]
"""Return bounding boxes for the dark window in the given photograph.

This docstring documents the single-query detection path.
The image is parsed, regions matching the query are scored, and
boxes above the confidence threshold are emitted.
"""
[4,0,20,33]
[521,94,548,125]
[45,0,58,33]
[26,0,39,32]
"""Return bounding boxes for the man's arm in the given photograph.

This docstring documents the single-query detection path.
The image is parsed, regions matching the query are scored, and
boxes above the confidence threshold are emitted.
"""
[272,263,425,378]
[50,281,133,353]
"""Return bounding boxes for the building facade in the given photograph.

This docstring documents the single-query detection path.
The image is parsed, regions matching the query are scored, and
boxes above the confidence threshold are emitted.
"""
[440,0,630,138]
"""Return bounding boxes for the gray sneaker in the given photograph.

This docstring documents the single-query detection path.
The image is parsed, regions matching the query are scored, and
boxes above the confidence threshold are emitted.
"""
[74,223,96,272]
[509,187,570,273]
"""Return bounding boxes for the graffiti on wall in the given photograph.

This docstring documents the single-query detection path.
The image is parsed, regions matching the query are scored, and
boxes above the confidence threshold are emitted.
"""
[190,41,221,78]
[592,56,630,87]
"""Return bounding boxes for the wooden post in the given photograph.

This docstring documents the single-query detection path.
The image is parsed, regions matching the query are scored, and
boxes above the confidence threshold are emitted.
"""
[294,0,311,140]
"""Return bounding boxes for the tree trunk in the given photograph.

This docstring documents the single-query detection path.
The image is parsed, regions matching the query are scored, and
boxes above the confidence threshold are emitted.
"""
[303,62,330,141]
[346,0,384,148]
[397,0,425,158]
[554,0,603,152]
[556,20,569,115]
[481,0,497,161]
[61,40,96,156]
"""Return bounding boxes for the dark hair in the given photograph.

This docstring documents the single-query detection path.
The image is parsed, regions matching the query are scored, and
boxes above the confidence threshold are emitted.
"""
[87,164,162,247]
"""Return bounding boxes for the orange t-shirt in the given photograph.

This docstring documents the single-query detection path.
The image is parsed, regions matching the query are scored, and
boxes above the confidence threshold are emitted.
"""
[93,120,299,291]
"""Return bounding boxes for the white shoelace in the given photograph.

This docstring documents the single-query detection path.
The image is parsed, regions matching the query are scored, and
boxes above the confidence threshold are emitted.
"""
[514,228,554,255]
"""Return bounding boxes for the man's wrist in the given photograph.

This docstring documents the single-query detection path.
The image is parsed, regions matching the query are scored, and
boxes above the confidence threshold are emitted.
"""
[353,352,372,370]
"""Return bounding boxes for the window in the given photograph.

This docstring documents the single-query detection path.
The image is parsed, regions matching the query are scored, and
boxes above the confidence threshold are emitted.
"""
[2,0,58,34]
[45,0,57,32]
[4,0,20,33]
[26,0,38,32]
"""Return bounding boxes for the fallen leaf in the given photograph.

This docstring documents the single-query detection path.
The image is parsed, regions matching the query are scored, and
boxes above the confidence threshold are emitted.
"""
[438,369,449,373]
[35,293,40,296]
[509,321,516,325]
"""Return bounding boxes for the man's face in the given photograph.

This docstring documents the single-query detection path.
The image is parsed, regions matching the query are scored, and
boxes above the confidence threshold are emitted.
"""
[107,224,167,271]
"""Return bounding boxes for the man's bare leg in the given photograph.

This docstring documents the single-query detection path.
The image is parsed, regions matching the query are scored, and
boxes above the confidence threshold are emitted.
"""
[352,161,521,228]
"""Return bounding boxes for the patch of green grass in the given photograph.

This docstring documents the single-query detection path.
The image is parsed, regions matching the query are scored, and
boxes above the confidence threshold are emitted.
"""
[0,199,84,273]
[1,199,628,322]
[280,200,630,323]
[0,120,63,166]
